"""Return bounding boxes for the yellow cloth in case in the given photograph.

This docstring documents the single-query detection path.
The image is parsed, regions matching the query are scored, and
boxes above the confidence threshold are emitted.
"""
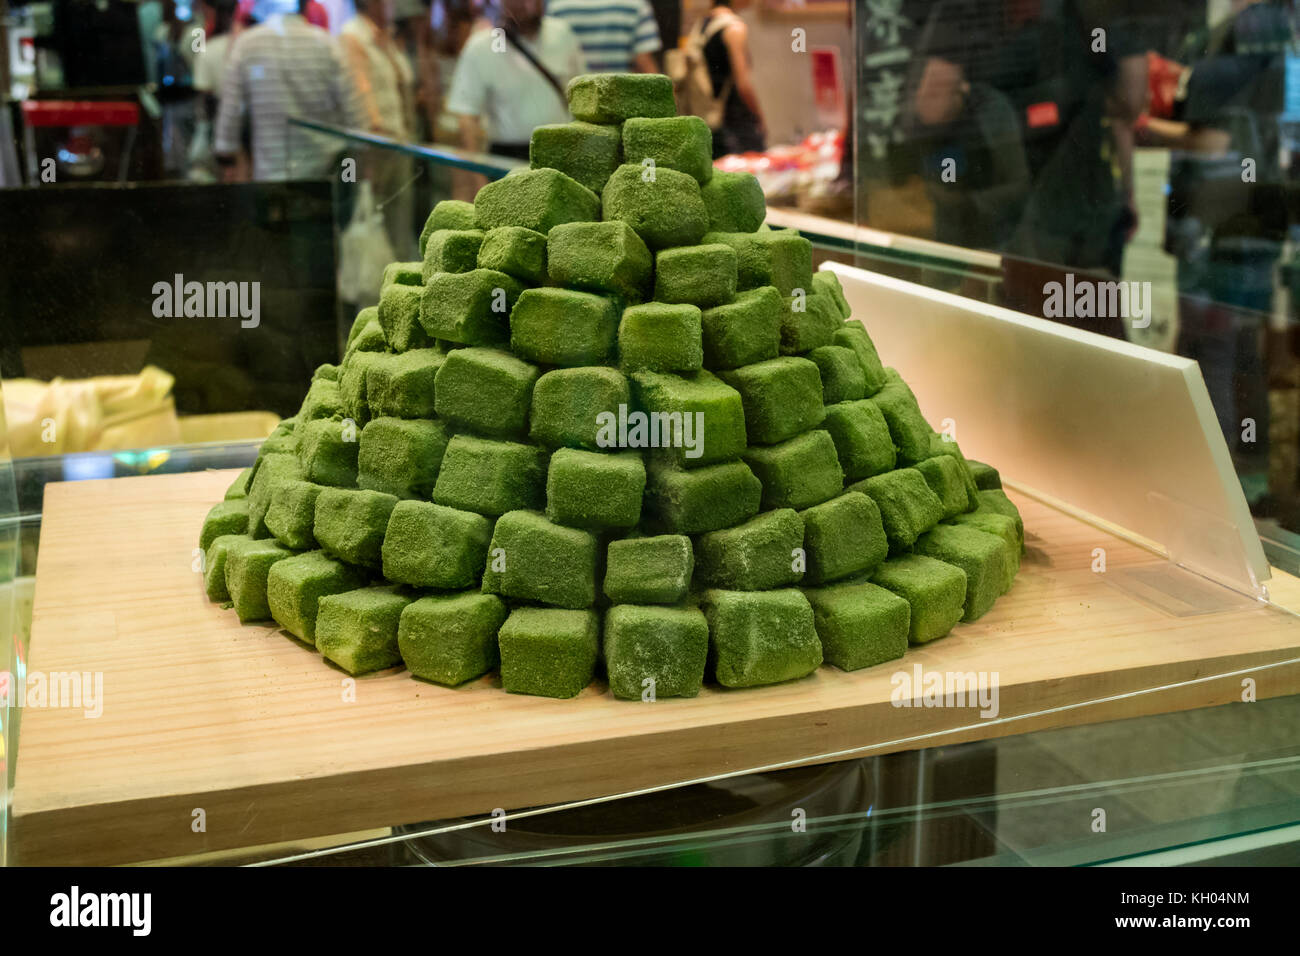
[2,365,182,458]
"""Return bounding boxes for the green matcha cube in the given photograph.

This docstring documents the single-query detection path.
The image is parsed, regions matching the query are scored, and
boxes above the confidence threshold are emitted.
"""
[779,291,840,355]
[704,231,812,294]
[432,435,547,516]
[365,348,443,420]
[420,199,478,256]
[247,453,306,538]
[717,356,824,445]
[700,169,765,232]
[743,429,843,510]
[345,306,377,349]
[977,489,1024,549]
[296,418,359,488]
[601,164,708,250]
[398,592,508,685]
[477,225,547,282]
[700,285,782,370]
[224,467,252,501]
[566,72,676,123]
[510,287,619,367]
[871,381,933,462]
[808,345,866,404]
[821,399,896,481]
[345,309,387,356]
[377,281,433,352]
[338,350,380,425]
[530,366,630,449]
[871,554,967,644]
[948,511,1020,590]
[701,588,823,687]
[225,537,295,622]
[803,581,909,671]
[914,455,970,520]
[381,260,422,290]
[924,434,980,511]
[204,533,245,601]
[530,121,622,193]
[547,220,652,300]
[914,523,1006,621]
[694,508,804,590]
[833,323,887,394]
[300,378,343,421]
[382,500,493,588]
[618,302,703,373]
[643,459,762,533]
[498,607,600,698]
[800,491,888,585]
[357,417,450,499]
[967,459,1001,490]
[545,448,645,529]
[629,370,747,467]
[313,487,399,567]
[603,534,694,604]
[200,499,248,551]
[260,427,297,458]
[812,270,851,318]
[264,479,324,550]
[849,468,944,552]
[422,228,485,279]
[653,243,737,308]
[420,268,523,346]
[316,586,413,674]
[481,509,598,608]
[474,167,600,234]
[763,231,815,295]
[434,347,538,438]
[622,115,713,185]
[267,550,368,645]
[604,605,709,700]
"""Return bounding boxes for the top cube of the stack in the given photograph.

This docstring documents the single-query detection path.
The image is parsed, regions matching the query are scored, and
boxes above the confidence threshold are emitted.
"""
[567,73,677,124]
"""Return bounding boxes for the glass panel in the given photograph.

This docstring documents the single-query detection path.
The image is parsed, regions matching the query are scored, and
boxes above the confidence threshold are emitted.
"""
[849,0,1299,570]
[0,372,18,866]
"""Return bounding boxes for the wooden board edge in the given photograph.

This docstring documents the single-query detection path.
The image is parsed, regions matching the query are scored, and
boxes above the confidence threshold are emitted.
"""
[12,647,1300,866]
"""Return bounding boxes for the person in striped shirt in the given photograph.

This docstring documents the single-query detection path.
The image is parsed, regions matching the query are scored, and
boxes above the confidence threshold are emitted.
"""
[545,0,662,73]
[214,0,366,180]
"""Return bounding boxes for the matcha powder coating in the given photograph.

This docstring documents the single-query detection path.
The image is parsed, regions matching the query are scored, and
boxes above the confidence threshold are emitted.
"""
[199,73,1024,695]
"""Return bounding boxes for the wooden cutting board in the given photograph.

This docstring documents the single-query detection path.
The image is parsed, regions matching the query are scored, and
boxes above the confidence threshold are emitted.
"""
[12,470,1300,865]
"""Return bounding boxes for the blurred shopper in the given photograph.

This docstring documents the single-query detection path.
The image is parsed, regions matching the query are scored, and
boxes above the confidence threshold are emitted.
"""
[342,0,417,139]
[686,0,764,158]
[907,26,1029,251]
[194,0,239,106]
[430,0,488,144]
[447,0,586,197]
[1165,0,1289,501]
[190,0,241,180]
[214,0,366,180]
[342,0,420,256]
[546,0,661,74]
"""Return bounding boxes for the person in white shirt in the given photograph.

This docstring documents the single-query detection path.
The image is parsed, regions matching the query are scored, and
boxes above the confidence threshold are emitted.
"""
[214,0,366,181]
[446,0,586,196]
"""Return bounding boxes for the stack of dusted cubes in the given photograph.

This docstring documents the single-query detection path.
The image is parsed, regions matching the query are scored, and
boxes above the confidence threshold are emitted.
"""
[198,73,1024,700]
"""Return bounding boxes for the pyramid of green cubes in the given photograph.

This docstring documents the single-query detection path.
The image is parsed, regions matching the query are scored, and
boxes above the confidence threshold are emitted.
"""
[198,74,1024,699]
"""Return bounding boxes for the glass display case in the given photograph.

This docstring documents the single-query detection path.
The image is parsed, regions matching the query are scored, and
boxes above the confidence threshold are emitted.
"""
[2,0,1300,871]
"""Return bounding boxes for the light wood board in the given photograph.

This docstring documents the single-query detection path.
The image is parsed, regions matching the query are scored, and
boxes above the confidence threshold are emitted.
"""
[12,470,1300,865]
